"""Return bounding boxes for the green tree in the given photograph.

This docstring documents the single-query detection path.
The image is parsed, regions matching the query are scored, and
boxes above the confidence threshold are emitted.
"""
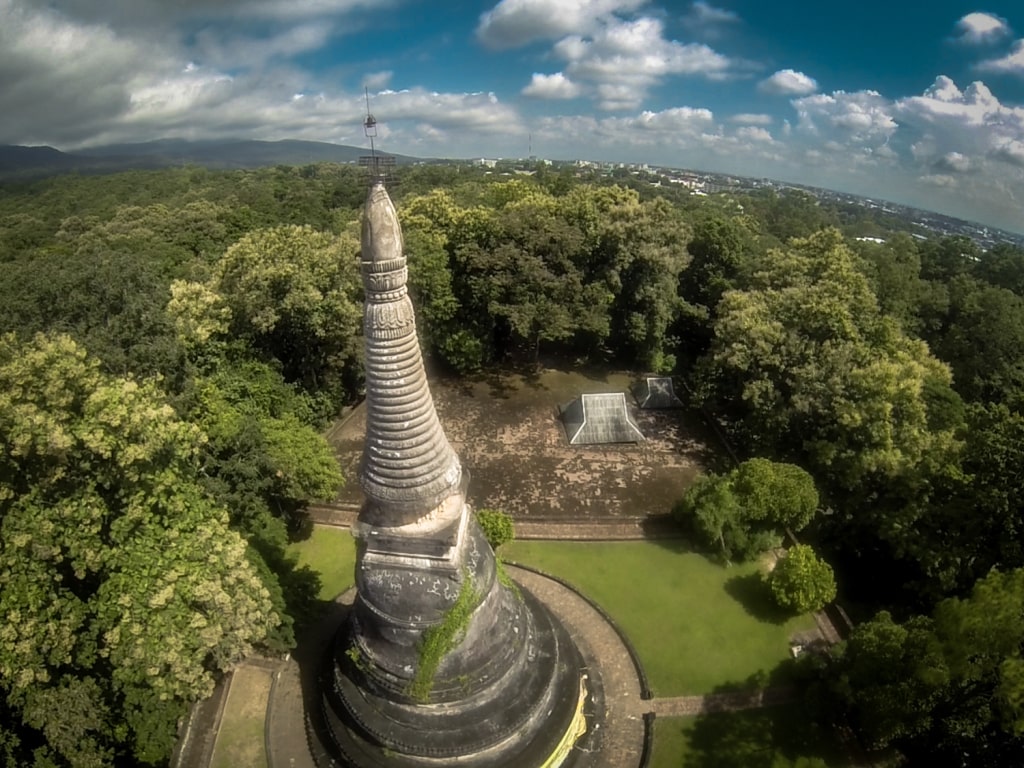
[855,233,925,331]
[475,509,515,550]
[767,545,836,614]
[675,459,818,561]
[604,195,691,372]
[0,334,278,764]
[922,276,1024,407]
[919,235,979,283]
[974,242,1024,295]
[214,225,362,411]
[829,611,945,749]
[731,458,819,532]
[697,228,962,491]
[827,568,1024,763]
[673,472,745,559]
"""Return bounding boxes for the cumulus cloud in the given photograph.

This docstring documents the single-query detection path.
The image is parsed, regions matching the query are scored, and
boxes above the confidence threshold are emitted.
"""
[979,39,1024,74]
[793,90,897,144]
[735,126,773,142]
[475,0,646,49]
[522,72,582,98]
[897,76,1017,130]
[730,113,773,125]
[0,1,530,153]
[0,1,166,145]
[759,68,817,95]
[553,16,736,110]
[633,106,715,131]
[955,12,1009,44]
[992,138,1024,166]
[935,151,972,172]
[895,76,1024,175]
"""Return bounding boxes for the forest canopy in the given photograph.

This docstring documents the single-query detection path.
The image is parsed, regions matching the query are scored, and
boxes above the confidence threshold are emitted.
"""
[1,161,1023,765]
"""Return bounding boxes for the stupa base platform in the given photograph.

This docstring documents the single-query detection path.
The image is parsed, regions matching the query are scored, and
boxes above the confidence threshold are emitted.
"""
[264,568,647,768]
[312,585,592,767]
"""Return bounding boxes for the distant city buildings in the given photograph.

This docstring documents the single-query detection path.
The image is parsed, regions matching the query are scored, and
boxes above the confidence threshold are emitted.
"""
[451,155,1024,249]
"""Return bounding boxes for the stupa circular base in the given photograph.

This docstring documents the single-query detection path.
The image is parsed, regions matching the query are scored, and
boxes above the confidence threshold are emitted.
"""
[308,585,599,767]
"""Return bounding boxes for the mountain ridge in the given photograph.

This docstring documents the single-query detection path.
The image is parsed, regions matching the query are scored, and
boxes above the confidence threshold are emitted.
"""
[0,139,424,179]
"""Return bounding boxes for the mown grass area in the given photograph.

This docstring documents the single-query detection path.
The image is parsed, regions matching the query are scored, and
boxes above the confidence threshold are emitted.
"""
[209,666,273,768]
[651,706,851,768]
[287,524,357,599]
[502,540,816,696]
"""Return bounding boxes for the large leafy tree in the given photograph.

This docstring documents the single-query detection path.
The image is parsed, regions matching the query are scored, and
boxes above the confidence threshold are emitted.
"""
[673,459,818,561]
[696,228,962,492]
[828,568,1024,764]
[0,334,278,766]
[921,276,1024,407]
[213,225,362,411]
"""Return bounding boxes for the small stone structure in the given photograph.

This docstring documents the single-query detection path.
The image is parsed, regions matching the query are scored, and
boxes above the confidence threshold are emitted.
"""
[632,377,683,409]
[560,393,645,445]
[312,180,589,767]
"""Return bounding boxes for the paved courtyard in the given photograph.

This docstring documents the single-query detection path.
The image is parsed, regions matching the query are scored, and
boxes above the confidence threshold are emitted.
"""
[326,369,713,521]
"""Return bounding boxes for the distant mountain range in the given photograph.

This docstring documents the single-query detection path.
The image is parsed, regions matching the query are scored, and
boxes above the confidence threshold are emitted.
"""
[0,139,423,179]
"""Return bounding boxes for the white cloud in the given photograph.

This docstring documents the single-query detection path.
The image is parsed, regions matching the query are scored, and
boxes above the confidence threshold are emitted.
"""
[634,106,715,131]
[896,76,1024,176]
[979,39,1024,74]
[19,0,387,27]
[730,113,773,125]
[793,90,897,144]
[935,151,972,172]
[0,0,167,144]
[897,77,1018,129]
[554,16,736,110]
[735,126,773,142]
[362,70,393,89]
[681,1,738,37]
[0,4,528,152]
[193,23,335,69]
[920,173,958,188]
[686,1,737,24]
[522,72,582,99]
[759,68,817,95]
[955,12,1009,44]
[475,0,646,49]
[992,137,1024,166]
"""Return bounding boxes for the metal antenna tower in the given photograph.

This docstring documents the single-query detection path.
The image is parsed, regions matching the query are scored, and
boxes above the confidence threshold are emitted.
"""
[359,87,395,185]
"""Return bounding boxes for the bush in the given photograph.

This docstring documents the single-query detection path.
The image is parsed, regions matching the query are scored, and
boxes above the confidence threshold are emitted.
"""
[476,508,515,550]
[767,544,836,614]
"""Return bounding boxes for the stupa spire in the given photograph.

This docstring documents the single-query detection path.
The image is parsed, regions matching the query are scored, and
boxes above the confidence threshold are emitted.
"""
[315,170,588,768]
[358,181,461,519]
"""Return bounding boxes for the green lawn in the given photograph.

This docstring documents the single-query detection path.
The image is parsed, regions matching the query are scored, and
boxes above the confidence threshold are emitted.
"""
[209,666,273,768]
[287,530,836,764]
[287,524,357,599]
[651,707,850,768]
[502,540,815,696]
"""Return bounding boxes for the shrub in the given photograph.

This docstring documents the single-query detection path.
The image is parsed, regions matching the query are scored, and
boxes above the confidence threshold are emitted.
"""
[476,508,515,550]
[767,544,837,614]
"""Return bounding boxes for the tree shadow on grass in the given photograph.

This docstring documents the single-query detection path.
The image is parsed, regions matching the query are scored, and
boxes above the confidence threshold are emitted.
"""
[646,533,697,556]
[681,701,838,768]
[724,572,793,625]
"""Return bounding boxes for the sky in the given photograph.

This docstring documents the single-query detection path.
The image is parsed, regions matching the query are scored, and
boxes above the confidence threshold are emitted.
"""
[3,1,1024,232]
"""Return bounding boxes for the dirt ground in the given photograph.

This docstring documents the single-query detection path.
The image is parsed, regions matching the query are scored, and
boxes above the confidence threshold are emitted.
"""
[326,368,715,521]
